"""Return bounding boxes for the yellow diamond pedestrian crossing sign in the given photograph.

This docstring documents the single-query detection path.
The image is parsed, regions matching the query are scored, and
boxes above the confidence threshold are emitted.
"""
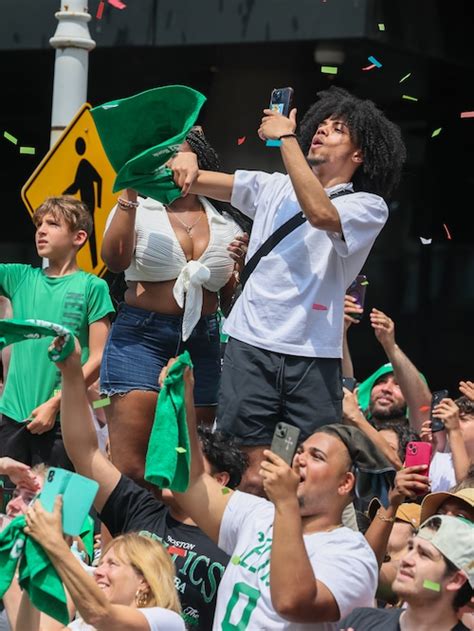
[21,103,119,277]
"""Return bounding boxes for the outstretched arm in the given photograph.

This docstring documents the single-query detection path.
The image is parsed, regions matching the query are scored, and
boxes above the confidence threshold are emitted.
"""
[370,308,432,434]
[168,152,234,201]
[52,337,120,513]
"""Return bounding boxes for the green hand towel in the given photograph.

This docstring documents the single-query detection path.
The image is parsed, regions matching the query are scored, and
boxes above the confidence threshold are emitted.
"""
[145,351,193,492]
[0,516,69,625]
[0,318,74,362]
[91,85,206,204]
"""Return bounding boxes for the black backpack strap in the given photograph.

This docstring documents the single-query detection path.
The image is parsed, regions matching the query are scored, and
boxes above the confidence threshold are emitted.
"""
[240,188,353,289]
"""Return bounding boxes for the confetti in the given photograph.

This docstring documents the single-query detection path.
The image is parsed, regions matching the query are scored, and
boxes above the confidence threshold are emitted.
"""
[419,237,432,245]
[54,389,61,397]
[231,556,241,565]
[460,111,474,119]
[443,223,452,240]
[431,128,442,138]
[175,446,187,453]
[362,64,377,71]
[221,487,231,495]
[312,304,328,311]
[321,66,338,75]
[237,136,246,145]
[3,131,18,145]
[96,0,105,19]
[108,0,126,8]
[378,23,385,31]
[92,397,111,409]
[399,72,411,83]
[19,147,35,155]
[402,95,418,102]
[367,55,382,68]
[419,405,430,412]
[423,580,440,592]
[168,546,186,557]
[360,280,369,286]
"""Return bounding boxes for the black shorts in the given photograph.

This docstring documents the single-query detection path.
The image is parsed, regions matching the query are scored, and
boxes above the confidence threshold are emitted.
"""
[0,414,73,470]
[216,337,343,446]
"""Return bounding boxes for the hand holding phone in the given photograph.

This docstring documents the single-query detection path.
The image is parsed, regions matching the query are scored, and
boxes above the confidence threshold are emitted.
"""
[430,389,449,432]
[266,87,294,147]
[342,377,357,392]
[270,422,301,466]
[346,275,367,321]
[404,442,432,495]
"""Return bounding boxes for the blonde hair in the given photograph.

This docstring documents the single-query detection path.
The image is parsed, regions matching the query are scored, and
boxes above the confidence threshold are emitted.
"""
[32,196,92,239]
[102,534,181,613]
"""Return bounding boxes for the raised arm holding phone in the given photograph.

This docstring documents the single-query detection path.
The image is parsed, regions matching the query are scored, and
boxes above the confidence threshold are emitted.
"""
[169,86,406,496]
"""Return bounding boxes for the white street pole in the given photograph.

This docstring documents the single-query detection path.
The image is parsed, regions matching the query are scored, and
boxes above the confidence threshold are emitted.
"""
[49,0,96,149]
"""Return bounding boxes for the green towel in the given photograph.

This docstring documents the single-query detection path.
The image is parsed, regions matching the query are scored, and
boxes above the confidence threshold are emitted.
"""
[79,514,95,563]
[91,85,206,205]
[0,318,74,362]
[0,516,69,625]
[144,351,193,492]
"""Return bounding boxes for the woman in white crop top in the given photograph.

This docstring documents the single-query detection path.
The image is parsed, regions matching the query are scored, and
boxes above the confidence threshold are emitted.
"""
[99,128,250,484]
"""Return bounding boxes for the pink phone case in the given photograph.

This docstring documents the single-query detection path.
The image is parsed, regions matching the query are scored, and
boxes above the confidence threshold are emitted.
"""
[405,441,432,470]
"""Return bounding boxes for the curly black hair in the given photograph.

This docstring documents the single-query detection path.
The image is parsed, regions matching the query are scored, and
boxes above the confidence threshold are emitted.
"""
[197,425,249,489]
[377,420,420,463]
[186,128,252,234]
[297,86,406,199]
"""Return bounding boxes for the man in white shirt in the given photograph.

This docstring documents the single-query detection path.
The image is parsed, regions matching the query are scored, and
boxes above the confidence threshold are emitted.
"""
[170,86,406,494]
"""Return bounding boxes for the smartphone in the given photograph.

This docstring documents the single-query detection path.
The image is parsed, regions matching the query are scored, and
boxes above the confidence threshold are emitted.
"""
[270,422,301,466]
[342,377,357,392]
[39,467,99,537]
[266,87,294,147]
[404,441,432,484]
[346,275,368,320]
[430,389,449,433]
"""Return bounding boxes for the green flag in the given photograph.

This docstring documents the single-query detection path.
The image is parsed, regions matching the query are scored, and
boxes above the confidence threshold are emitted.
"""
[0,318,74,362]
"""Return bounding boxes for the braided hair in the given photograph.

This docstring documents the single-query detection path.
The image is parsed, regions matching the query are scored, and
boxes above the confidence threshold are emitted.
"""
[186,128,252,234]
[297,87,406,199]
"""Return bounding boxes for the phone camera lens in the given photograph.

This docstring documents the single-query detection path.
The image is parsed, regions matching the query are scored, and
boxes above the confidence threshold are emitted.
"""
[275,91,281,100]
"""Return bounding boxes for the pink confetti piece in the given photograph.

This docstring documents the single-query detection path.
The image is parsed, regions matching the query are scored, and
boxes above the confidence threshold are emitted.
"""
[419,405,430,412]
[442,223,452,240]
[96,0,105,19]
[168,546,186,557]
[312,303,328,311]
[362,64,376,71]
[108,0,126,8]
[460,111,474,119]
[237,136,246,146]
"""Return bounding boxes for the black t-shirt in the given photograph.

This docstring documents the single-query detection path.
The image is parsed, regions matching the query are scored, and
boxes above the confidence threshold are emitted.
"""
[100,475,229,631]
[340,607,469,631]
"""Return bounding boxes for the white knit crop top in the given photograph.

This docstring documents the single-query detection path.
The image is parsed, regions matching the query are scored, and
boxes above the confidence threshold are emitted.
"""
[105,196,243,340]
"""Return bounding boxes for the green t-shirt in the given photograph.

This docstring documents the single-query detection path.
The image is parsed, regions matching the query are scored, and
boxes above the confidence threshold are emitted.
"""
[0,265,114,422]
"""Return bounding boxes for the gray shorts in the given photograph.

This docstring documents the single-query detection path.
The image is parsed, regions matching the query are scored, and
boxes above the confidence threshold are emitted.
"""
[216,337,343,446]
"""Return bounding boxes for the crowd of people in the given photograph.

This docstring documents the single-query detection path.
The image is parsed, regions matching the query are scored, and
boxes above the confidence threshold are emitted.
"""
[0,86,473,631]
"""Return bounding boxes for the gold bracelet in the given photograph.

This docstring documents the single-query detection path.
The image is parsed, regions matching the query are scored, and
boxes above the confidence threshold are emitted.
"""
[376,509,395,523]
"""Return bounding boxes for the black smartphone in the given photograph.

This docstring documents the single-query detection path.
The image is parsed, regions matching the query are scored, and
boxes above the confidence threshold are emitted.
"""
[270,422,301,466]
[342,377,357,392]
[266,87,294,147]
[430,389,449,433]
[347,274,368,320]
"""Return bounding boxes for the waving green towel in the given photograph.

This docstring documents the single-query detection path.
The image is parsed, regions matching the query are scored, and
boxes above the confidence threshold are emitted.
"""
[0,515,69,625]
[0,318,74,362]
[91,85,206,205]
[145,351,193,492]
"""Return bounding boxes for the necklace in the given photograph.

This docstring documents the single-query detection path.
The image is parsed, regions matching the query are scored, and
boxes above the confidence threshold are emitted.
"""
[167,207,204,237]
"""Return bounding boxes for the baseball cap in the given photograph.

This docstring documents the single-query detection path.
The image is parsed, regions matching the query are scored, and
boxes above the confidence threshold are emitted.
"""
[417,514,474,588]
[420,487,474,524]
[368,497,421,528]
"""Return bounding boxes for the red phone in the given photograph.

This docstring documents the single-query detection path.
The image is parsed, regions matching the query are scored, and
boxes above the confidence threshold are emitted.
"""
[405,442,432,471]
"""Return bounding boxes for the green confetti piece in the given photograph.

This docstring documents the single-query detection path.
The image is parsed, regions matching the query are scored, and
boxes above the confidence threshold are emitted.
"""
[423,579,440,592]
[431,128,442,138]
[360,280,369,286]
[175,446,187,454]
[231,555,241,565]
[221,487,231,495]
[378,23,385,31]
[3,131,18,144]
[19,146,36,155]
[321,66,338,75]
[92,397,111,409]
[54,389,61,397]
[399,72,411,83]
[402,94,418,102]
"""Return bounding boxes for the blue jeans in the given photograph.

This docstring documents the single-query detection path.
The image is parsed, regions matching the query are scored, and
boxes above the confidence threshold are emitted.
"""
[100,304,221,406]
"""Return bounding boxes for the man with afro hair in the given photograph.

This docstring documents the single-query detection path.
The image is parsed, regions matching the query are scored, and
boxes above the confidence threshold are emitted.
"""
[170,86,406,495]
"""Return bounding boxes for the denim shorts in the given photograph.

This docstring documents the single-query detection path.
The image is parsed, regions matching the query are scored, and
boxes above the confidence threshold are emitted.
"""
[100,304,221,406]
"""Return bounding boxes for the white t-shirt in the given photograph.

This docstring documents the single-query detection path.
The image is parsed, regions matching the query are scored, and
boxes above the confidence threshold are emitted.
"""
[429,451,456,492]
[68,607,185,630]
[214,491,378,631]
[225,171,388,357]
